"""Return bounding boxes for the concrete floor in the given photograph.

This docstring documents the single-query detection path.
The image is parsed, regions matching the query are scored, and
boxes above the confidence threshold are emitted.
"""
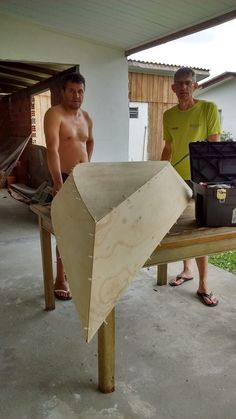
[1,189,236,419]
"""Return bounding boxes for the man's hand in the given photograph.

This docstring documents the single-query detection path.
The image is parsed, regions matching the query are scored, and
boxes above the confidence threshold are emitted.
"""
[161,141,172,161]
[53,182,63,197]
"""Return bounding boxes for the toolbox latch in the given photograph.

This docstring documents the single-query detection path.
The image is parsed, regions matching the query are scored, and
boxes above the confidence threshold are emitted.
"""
[216,188,227,203]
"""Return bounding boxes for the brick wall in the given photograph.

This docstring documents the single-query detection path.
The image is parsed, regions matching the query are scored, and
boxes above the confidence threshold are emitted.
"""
[50,84,61,106]
[0,98,10,143]
[9,94,32,137]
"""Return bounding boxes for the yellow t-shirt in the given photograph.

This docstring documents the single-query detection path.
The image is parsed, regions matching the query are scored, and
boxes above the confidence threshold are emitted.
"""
[163,100,221,180]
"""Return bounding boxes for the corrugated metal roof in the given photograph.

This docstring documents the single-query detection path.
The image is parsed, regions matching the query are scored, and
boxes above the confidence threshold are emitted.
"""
[199,71,236,89]
[0,1,235,54]
[128,59,209,80]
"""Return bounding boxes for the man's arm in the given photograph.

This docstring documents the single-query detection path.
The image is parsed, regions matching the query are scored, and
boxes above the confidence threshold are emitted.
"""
[44,108,63,194]
[207,134,220,142]
[86,116,94,161]
[206,102,221,143]
[160,141,172,161]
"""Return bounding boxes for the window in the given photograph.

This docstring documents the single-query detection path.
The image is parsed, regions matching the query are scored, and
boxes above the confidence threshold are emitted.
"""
[129,107,139,119]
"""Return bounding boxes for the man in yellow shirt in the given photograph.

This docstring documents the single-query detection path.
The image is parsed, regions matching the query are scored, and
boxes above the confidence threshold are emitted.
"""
[161,67,221,306]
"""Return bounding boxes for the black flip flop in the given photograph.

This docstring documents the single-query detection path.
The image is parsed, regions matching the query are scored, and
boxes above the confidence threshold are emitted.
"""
[197,291,218,307]
[169,275,193,287]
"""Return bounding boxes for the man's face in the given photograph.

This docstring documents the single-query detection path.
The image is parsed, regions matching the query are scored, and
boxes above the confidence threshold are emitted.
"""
[62,81,85,109]
[172,75,197,101]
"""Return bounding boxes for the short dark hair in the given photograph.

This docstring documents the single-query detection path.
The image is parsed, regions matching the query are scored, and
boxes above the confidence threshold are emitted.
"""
[61,72,86,90]
[174,67,196,82]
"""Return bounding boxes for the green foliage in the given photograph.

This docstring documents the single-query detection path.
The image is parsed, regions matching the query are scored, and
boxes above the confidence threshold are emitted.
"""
[220,130,233,142]
[209,251,236,273]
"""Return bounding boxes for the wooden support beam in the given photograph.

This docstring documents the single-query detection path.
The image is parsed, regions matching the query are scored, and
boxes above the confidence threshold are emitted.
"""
[157,264,168,286]
[10,65,80,98]
[0,66,45,82]
[39,217,55,310]
[98,308,115,393]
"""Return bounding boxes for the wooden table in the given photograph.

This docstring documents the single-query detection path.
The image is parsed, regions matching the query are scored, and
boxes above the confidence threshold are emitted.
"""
[30,201,236,393]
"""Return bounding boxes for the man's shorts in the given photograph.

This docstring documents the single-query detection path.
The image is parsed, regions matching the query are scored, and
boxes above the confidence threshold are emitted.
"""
[61,173,69,183]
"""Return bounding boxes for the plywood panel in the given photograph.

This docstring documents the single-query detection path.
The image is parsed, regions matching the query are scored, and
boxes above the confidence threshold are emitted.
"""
[51,176,95,332]
[51,162,192,342]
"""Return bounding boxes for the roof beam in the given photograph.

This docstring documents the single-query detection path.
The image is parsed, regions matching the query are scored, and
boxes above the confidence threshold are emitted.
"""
[125,10,236,56]
[0,61,58,76]
[10,65,80,98]
[0,76,33,88]
[0,84,21,93]
[0,66,45,82]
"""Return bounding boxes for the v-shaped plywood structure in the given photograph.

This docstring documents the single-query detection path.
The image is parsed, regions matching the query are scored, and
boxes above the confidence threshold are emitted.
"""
[51,161,192,342]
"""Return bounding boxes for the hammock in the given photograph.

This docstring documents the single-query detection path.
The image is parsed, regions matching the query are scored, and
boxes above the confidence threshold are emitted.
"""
[0,134,32,187]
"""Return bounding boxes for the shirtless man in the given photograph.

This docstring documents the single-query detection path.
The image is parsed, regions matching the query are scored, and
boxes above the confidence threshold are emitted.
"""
[44,72,94,300]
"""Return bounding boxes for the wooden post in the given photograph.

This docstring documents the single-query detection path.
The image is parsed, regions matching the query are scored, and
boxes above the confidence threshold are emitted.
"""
[157,264,168,285]
[98,308,115,393]
[39,217,55,310]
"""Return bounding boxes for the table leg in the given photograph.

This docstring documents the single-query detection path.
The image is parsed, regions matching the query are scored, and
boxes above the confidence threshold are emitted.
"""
[98,308,115,393]
[157,264,168,285]
[39,217,55,310]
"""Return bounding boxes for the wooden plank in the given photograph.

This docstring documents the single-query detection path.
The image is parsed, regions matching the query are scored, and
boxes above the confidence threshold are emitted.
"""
[156,103,164,160]
[147,74,154,102]
[157,264,168,286]
[39,217,55,310]
[135,73,142,101]
[147,238,236,266]
[152,76,162,103]
[141,73,148,102]
[0,61,58,76]
[98,308,115,393]
[149,103,157,159]
[130,73,137,101]
[157,76,163,102]
[0,66,45,82]
[11,65,79,99]
[163,77,169,103]
[148,102,165,160]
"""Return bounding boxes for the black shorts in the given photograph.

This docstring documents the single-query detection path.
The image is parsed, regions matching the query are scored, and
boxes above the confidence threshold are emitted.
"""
[61,173,69,183]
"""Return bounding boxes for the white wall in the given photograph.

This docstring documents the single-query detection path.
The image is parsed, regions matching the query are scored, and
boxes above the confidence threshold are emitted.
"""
[0,13,129,162]
[196,79,236,140]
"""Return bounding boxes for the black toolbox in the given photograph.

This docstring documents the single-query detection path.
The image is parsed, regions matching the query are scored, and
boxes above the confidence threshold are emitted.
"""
[189,141,236,227]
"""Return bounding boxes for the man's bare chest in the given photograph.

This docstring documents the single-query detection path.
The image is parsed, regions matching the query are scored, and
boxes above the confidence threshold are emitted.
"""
[60,118,89,141]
